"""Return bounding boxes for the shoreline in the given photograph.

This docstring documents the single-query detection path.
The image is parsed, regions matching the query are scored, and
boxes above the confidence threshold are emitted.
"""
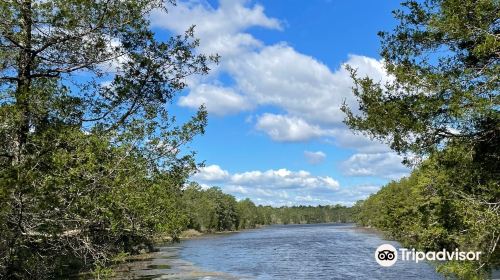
[152,224,270,245]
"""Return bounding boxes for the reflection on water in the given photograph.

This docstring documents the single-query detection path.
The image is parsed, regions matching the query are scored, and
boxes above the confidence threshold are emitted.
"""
[114,224,443,279]
[113,248,238,279]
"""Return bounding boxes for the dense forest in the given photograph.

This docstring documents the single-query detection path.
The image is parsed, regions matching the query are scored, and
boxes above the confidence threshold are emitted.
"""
[344,0,499,279]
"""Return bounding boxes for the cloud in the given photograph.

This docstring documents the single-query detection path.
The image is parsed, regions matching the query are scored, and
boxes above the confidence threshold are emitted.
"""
[224,185,249,194]
[192,163,387,206]
[192,164,229,182]
[191,164,348,206]
[240,49,389,152]
[236,46,388,148]
[178,84,252,115]
[304,151,327,165]
[194,165,339,191]
[151,0,281,58]
[228,46,386,125]
[340,152,409,179]
[235,47,389,150]
[329,130,390,153]
[151,0,282,115]
[230,168,339,190]
[255,114,326,142]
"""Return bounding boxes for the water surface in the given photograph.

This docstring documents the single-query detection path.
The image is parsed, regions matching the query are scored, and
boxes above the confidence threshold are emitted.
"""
[115,223,443,279]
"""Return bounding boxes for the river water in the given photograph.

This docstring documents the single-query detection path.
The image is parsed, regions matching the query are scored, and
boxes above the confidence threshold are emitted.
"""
[113,223,443,279]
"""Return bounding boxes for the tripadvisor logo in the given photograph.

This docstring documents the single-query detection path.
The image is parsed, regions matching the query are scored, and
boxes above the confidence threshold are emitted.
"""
[374,244,482,267]
[375,244,398,267]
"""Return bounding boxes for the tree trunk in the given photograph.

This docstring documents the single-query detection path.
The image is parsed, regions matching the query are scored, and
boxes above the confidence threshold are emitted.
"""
[14,0,32,164]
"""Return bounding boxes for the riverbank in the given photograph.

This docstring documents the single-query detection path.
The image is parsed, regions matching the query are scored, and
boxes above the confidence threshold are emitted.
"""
[112,228,263,280]
[178,226,267,240]
[112,247,239,280]
[155,225,269,243]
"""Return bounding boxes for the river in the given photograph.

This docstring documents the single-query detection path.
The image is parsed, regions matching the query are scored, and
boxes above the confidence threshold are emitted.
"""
[113,223,443,279]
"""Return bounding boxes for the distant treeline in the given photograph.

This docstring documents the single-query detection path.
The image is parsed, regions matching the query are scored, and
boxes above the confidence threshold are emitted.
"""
[183,184,354,233]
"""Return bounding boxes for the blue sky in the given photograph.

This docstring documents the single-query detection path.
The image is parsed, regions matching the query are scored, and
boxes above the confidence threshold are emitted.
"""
[149,0,409,206]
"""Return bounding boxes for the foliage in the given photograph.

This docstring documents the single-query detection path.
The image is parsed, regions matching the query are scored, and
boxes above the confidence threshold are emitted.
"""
[342,0,499,158]
[0,0,215,278]
[353,146,500,278]
[183,184,239,232]
[182,183,356,232]
[345,0,499,278]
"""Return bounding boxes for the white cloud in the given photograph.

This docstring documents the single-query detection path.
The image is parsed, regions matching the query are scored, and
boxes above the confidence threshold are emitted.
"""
[329,129,390,153]
[221,182,382,206]
[195,165,339,191]
[230,168,339,191]
[237,46,387,147]
[295,195,313,202]
[151,0,281,115]
[340,152,409,179]
[192,164,229,182]
[304,151,327,165]
[255,114,326,142]
[151,0,281,58]
[224,185,249,194]
[178,84,251,115]
[228,46,386,125]
[191,164,349,206]
[236,47,389,150]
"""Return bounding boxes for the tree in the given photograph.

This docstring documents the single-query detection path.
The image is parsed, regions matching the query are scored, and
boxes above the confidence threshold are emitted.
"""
[204,187,238,231]
[237,198,258,229]
[344,0,499,277]
[342,0,498,158]
[0,0,216,278]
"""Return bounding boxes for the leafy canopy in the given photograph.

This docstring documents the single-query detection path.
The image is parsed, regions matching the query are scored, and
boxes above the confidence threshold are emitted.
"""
[0,0,217,277]
[342,0,499,158]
